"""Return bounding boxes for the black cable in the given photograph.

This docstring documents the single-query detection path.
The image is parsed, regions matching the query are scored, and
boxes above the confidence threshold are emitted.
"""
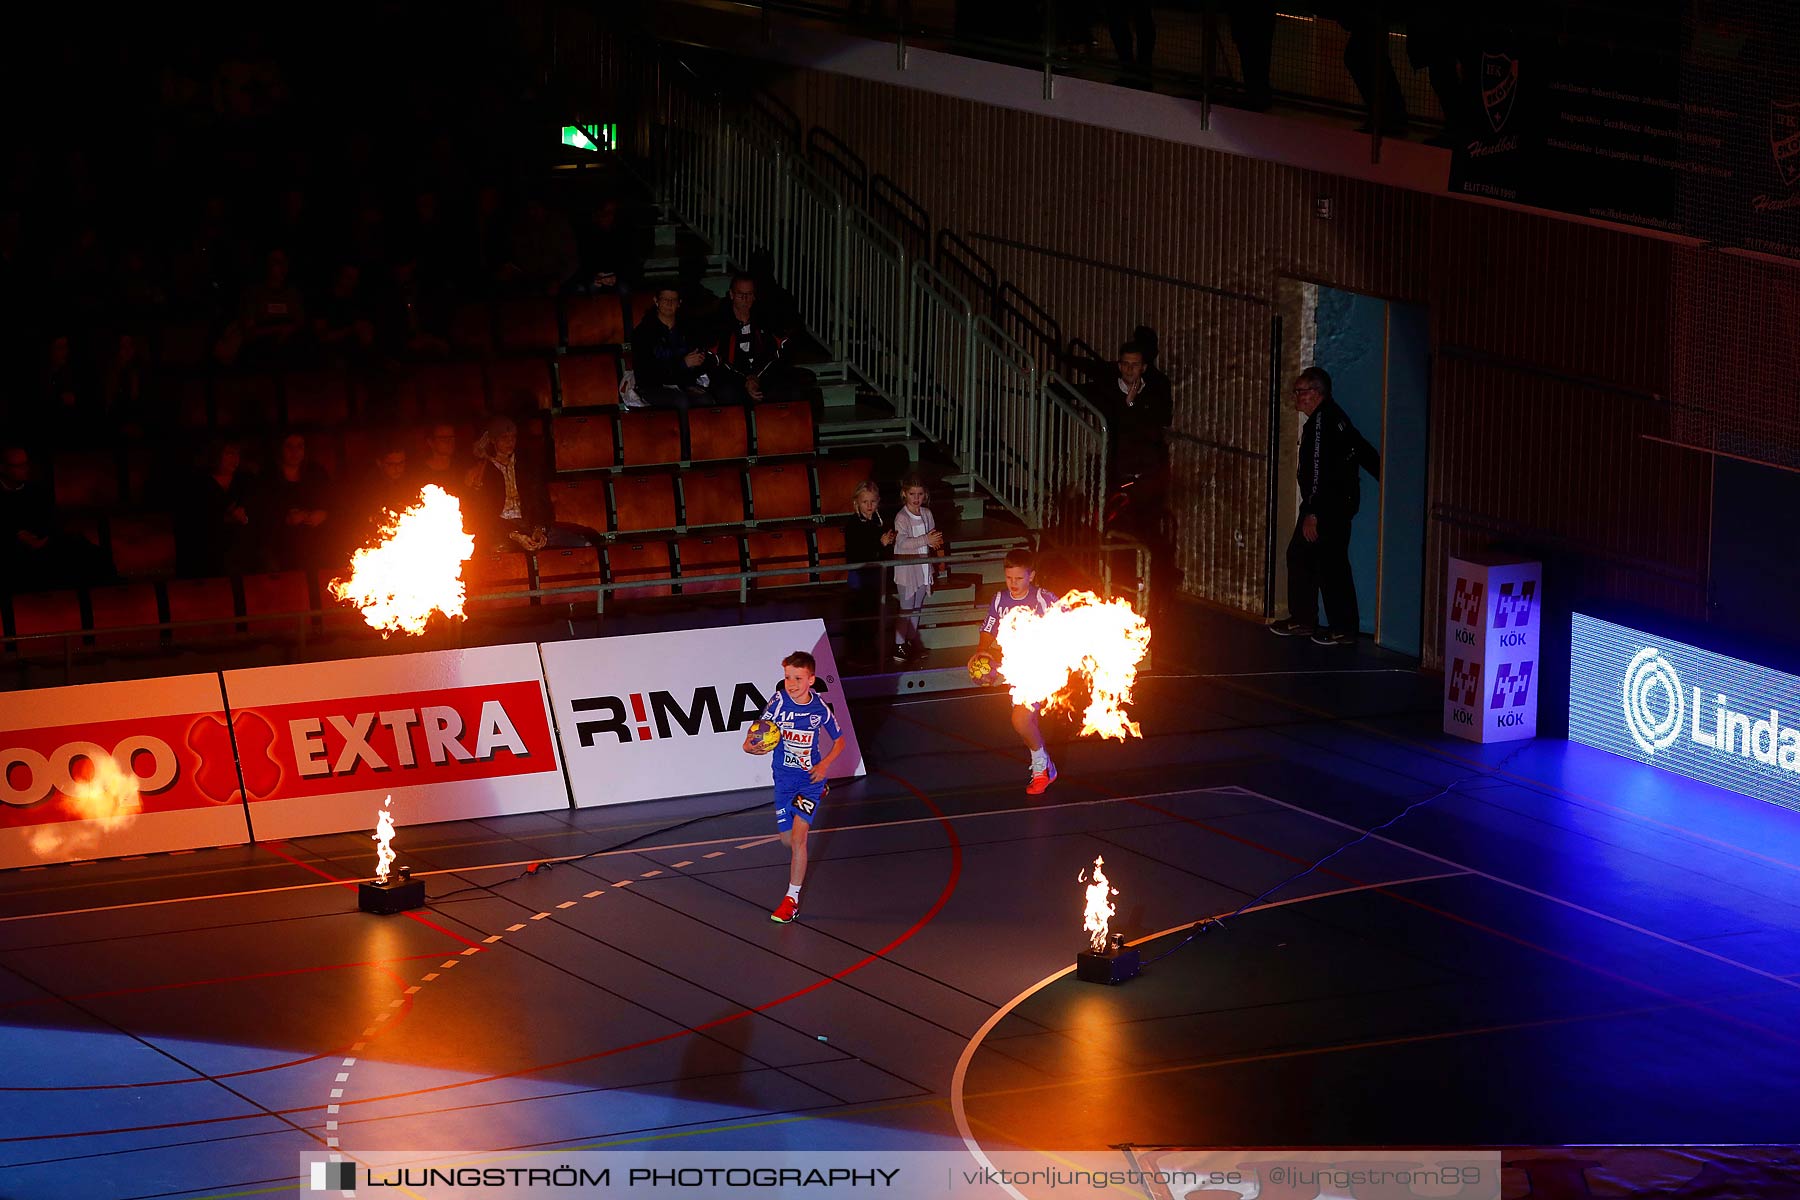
[425,799,773,904]
[1140,740,1536,967]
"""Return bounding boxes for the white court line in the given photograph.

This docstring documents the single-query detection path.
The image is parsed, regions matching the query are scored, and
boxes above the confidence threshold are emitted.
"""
[0,792,1234,925]
[950,870,1470,1200]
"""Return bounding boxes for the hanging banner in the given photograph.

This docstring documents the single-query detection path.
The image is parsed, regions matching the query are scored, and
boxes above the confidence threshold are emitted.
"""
[540,619,865,807]
[0,674,250,868]
[220,644,566,840]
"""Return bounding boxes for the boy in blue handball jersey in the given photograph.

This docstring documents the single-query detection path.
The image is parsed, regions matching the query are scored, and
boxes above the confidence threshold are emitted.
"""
[743,650,844,923]
[978,548,1061,795]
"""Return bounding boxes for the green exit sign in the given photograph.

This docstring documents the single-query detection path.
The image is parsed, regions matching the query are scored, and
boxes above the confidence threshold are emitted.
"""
[561,123,619,153]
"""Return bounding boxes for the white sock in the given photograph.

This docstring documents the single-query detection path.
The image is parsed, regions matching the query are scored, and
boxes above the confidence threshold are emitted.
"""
[786,883,802,901]
[1029,748,1047,773]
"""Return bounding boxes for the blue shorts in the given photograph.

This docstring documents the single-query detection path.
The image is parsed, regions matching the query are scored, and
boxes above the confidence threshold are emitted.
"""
[773,773,829,832]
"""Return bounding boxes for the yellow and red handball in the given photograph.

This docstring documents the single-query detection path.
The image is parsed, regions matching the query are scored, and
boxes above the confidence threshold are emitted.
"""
[966,648,999,684]
[744,719,783,755]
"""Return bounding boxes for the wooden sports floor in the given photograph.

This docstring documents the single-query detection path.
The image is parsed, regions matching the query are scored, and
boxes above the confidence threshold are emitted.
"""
[4,611,1799,1199]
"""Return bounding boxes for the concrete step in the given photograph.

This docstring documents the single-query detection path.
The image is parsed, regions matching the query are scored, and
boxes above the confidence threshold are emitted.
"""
[817,380,861,408]
[921,572,982,606]
[654,222,680,248]
[950,489,986,522]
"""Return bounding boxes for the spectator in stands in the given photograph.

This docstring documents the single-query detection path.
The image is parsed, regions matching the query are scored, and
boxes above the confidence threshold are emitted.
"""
[496,194,579,295]
[174,438,260,577]
[413,422,467,496]
[1106,340,1173,492]
[706,272,789,404]
[465,415,592,551]
[376,256,451,360]
[842,480,896,668]
[891,473,943,662]
[630,285,708,410]
[408,188,459,297]
[218,247,305,365]
[102,333,153,436]
[580,194,643,296]
[31,333,88,443]
[0,443,106,588]
[312,262,376,363]
[353,441,417,547]
[254,431,335,570]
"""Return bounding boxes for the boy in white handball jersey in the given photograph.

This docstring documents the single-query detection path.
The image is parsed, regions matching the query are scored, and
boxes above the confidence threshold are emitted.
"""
[743,650,844,922]
[977,548,1061,795]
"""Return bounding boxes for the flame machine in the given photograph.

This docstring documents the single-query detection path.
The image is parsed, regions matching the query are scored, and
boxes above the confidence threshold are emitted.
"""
[358,797,424,914]
[1074,855,1140,985]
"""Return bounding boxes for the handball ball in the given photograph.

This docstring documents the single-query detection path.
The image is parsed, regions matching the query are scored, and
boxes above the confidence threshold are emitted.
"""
[746,719,782,754]
[967,650,997,683]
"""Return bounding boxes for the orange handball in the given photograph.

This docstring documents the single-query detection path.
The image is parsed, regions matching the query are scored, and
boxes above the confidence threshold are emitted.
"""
[967,649,998,684]
[745,719,783,754]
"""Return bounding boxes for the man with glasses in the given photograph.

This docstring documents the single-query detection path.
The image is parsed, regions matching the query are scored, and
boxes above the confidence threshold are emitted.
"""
[629,285,708,410]
[1272,366,1380,646]
[706,272,788,405]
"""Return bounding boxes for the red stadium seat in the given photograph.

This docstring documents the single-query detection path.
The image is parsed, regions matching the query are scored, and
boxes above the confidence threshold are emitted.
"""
[545,478,611,534]
[107,513,177,579]
[676,535,742,595]
[627,291,656,329]
[414,361,489,421]
[87,582,162,649]
[536,547,601,600]
[557,354,621,408]
[813,525,848,583]
[618,409,681,466]
[497,297,560,353]
[610,472,678,533]
[752,402,814,458]
[746,529,811,589]
[53,450,120,510]
[154,318,213,369]
[680,468,746,527]
[688,406,748,462]
[8,590,83,658]
[465,550,534,612]
[214,371,280,427]
[283,369,352,425]
[489,358,554,413]
[564,294,626,347]
[124,444,161,506]
[165,576,239,641]
[606,538,672,599]
[448,301,494,354]
[552,412,617,472]
[815,456,876,517]
[747,463,812,521]
[241,571,314,638]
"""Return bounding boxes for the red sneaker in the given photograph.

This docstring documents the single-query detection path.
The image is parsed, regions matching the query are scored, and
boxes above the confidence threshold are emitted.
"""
[770,895,800,923]
[1026,761,1058,795]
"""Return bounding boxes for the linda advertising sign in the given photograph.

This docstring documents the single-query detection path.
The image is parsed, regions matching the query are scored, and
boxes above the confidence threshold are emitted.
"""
[1570,613,1800,810]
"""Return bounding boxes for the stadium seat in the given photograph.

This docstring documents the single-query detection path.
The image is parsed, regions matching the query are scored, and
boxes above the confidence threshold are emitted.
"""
[241,571,314,637]
[552,412,617,471]
[414,361,489,421]
[688,406,748,462]
[813,525,848,583]
[680,468,746,527]
[535,547,601,601]
[564,294,626,347]
[618,409,681,467]
[214,371,280,427]
[675,535,742,595]
[556,354,621,407]
[448,301,495,354]
[465,550,534,611]
[545,478,611,534]
[166,576,239,641]
[751,402,815,458]
[497,297,560,354]
[627,291,656,329]
[172,375,212,428]
[107,512,177,579]
[606,538,672,600]
[746,529,811,589]
[283,369,352,425]
[153,318,212,369]
[53,449,120,510]
[489,358,553,413]
[124,443,161,506]
[87,582,162,649]
[7,590,83,658]
[815,456,876,517]
[747,463,812,521]
[340,428,390,479]
[610,472,678,533]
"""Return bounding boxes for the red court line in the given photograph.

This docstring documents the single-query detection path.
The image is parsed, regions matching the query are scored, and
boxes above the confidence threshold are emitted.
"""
[10,770,963,1137]
[261,841,482,948]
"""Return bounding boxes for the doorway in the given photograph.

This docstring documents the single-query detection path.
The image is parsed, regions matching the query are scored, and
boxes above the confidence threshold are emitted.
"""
[1272,282,1430,656]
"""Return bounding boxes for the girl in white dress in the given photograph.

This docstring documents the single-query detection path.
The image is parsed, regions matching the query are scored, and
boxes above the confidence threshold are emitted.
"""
[890,474,943,661]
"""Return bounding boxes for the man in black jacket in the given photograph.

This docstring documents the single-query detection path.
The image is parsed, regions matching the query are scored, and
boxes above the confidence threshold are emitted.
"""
[1273,366,1381,645]
[628,285,707,410]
